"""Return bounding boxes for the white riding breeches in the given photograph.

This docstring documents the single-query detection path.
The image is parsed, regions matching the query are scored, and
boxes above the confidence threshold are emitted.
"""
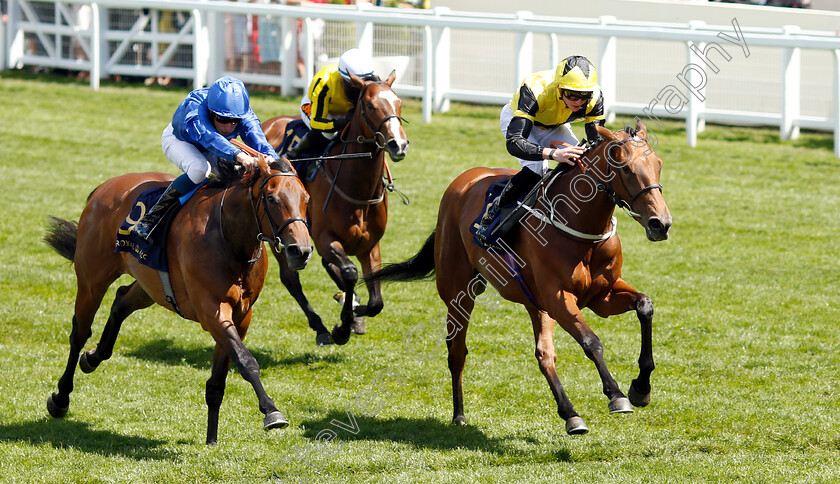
[499,104,579,176]
[161,123,212,184]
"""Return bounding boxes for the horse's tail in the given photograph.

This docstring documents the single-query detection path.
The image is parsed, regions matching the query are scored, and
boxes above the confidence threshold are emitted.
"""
[44,216,78,263]
[366,231,436,283]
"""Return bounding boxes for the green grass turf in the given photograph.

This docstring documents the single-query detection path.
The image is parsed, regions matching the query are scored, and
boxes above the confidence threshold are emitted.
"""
[1,71,839,483]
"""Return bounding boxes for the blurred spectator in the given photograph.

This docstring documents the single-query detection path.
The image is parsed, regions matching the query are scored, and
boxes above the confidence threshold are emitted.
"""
[226,0,253,71]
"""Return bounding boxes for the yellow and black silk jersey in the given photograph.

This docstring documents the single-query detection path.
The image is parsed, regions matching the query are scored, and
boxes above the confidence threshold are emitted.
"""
[506,70,604,160]
[301,63,354,132]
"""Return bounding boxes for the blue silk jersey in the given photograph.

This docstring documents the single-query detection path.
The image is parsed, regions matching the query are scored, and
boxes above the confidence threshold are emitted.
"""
[171,88,278,161]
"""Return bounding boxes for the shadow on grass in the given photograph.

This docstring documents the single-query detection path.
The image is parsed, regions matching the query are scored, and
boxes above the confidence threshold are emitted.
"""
[0,418,171,460]
[124,338,346,370]
[299,412,575,462]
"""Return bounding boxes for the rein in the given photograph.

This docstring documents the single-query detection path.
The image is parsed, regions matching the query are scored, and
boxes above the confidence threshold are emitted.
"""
[523,133,662,243]
[321,80,407,210]
[585,136,663,220]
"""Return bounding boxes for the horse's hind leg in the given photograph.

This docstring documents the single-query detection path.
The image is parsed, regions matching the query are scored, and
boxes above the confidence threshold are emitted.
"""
[79,281,153,373]
[276,249,331,346]
[527,308,589,434]
[48,272,116,418]
[589,278,654,407]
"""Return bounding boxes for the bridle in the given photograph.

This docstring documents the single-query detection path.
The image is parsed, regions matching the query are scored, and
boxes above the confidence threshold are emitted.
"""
[219,171,305,263]
[342,81,407,150]
[585,135,663,219]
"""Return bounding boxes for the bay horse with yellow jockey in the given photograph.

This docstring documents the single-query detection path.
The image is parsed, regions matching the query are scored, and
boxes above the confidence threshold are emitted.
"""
[261,70,409,346]
[367,122,671,434]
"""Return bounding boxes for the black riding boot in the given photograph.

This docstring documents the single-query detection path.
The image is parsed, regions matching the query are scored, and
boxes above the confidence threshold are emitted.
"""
[132,182,183,240]
[475,168,542,239]
[288,129,329,159]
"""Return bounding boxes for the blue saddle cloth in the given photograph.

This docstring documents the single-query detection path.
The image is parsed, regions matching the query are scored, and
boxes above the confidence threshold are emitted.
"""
[469,178,513,251]
[114,181,206,271]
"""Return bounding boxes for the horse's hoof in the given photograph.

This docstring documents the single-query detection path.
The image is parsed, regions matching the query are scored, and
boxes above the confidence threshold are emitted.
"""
[316,333,334,346]
[628,382,651,407]
[47,393,68,418]
[351,318,367,335]
[609,396,635,414]
[565,416,589,435]
[79,351,97,374]
[331,325,351,346]
[264,411,289,431]
[452,415,467,426]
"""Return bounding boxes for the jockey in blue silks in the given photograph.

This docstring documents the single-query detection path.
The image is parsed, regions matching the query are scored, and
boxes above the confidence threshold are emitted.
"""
[133,76,279,240]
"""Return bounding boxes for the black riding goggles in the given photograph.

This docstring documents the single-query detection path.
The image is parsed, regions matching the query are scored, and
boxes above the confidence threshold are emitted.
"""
[562,90,592,102]
[212,112,241,125]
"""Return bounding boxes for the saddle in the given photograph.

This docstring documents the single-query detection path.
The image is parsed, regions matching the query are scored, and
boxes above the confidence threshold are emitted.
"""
[470,179,540,251]
[277,119,335,182]
[115,181,207,271]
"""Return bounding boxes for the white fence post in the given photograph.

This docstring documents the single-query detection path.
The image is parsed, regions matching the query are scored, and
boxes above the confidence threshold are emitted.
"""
[89,2,101,90]
[8,0,23,69]
[514,11,533,89]
[356,2,373,55]
[432,7,450,114]
[422,25,432,123]
[280,13,296,96]
[834,49,840,158]
[193,9,207,89]
[781,25,801,141]
[598,16,616,124]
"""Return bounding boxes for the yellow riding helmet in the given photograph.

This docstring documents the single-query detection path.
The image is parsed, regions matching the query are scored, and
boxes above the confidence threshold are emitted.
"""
[554,55,598,92]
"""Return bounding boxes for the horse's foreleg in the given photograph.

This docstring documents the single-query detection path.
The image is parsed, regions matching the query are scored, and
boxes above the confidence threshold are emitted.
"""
[551,291,633,416]
[527,308,588,434]
[205,344,231,445]
[276,249,331,346]
[355,243,383,319]
[79,282,153,373]
[588,279,654,407]
[320,241,359,345]
[203,305,288,439]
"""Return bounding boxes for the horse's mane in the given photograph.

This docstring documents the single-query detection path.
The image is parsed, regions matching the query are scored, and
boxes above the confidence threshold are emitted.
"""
[205,157,294,189]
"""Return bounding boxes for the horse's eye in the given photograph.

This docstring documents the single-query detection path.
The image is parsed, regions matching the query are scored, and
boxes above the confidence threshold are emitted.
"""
[622,166,632,175]
[366,102,374,109]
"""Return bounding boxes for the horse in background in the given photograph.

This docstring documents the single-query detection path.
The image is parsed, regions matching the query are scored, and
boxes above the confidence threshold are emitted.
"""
[44,156,311,444]
[368,122,671,434]
[262,70,409,346]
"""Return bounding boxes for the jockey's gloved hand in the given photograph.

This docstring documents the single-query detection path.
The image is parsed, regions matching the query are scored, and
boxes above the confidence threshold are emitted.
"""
[333,109,355,132]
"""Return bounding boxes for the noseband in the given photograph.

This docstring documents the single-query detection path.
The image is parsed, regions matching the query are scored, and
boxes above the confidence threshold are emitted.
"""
[586,137,663,219]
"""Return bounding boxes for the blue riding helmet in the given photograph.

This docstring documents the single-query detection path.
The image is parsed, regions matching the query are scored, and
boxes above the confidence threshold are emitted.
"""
[207,76,250,118]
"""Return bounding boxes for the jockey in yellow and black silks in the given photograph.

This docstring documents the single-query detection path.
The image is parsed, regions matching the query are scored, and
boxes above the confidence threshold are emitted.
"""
[475,55,606,241]
[289,48,379,158]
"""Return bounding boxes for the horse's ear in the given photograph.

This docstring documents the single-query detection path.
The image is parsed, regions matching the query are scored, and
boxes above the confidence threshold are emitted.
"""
[385,70,397,87]
[348,71,366,89]
[634,120,648,139]
[597,124,618,141]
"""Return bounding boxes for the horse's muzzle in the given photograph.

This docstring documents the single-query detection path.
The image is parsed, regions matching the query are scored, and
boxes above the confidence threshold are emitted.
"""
[645,216,672,241]
[387,139,408,162]
[285,244,313,271]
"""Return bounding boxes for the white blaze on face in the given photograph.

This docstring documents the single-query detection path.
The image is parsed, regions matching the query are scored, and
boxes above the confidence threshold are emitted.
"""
[379,90,407,145]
